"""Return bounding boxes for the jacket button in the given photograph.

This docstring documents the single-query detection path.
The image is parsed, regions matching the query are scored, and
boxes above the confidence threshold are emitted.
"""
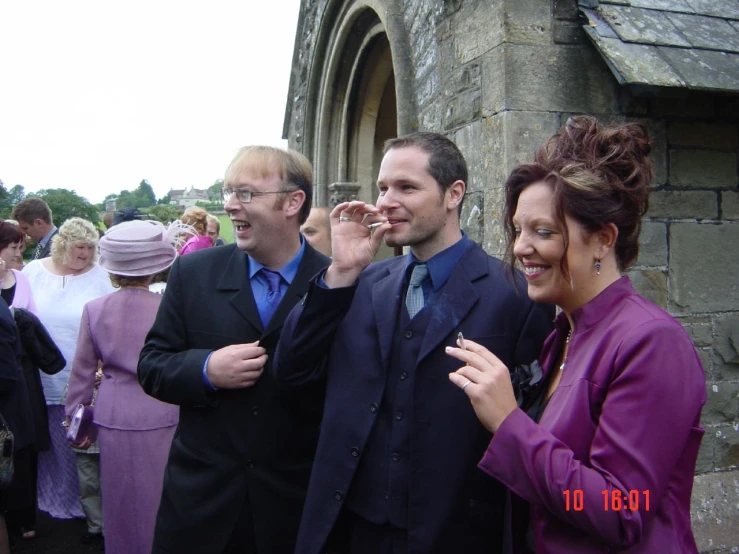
[399,372,407,380]
[334,490,343,501]
[405,330,413,339]
[251,406,259,416]
[246,459,254,469]
[392,452,400,462]
[395,411,403,421]
[350,447,360,457]
[370,403,378,413]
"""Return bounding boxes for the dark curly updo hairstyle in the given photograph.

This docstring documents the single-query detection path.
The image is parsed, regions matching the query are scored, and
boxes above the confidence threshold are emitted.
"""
[504,116,653,276]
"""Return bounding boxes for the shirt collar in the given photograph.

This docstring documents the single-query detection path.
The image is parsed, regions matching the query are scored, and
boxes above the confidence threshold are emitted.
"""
[404,231,473,291]
[248,235,306,285]
[40,226,57,247]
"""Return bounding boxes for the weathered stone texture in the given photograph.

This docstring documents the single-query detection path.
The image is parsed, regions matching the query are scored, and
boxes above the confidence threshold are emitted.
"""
[481,44,621,116]
[703,382,739,425]
[714,315,739,380]
[628,270,667,308]
[714,425,739,469]
[453,1,505,65]
[636,221,667,268]
[443,89,482,128]
[669,223,739,312]
[647,191,717,219]
[670,150,738,189]
[691,471,739,552]
[695,432,714,474]
[722,191,739,220]
[668,122,739,149]
[504,0,552,45]
[460,191,484,245]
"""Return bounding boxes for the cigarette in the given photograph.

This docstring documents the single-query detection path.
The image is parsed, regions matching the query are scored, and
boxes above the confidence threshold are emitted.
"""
[366,222,385,229]
[457,332,466,350]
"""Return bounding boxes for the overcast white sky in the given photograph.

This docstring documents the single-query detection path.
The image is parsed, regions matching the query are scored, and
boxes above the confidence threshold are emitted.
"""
[0,0,302,204]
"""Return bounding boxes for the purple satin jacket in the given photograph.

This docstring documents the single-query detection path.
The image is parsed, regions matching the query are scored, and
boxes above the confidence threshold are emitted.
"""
[479,276,705,553]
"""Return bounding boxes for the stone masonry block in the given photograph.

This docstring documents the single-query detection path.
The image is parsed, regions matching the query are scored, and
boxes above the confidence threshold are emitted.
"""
[670,150,737,189]
[714,314,739,380]
[451,120,486,194]
[696,348,711,378]
[669,223,739,312]
[503,0,552,45]
[691,470,739,552]
[702,382,739,426]
[722,191,739,220]
[628,270,667,308]
[453,1,505,65]
[443,89,482,128]
[482,44,620,116]
[460,191,484,245]
[695,431,714,474]
[679,322,714,348]
[636,221,667,267]
[647,191,717,220]
[714,425,739,469]
[668,122,738,149]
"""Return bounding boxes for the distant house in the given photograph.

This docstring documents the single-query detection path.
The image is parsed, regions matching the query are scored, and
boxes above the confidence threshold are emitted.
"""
[168,187,208,208]
[105,197,117,211]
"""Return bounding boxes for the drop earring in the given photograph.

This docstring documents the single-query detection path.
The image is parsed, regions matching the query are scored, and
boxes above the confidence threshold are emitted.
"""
[594,259,601,275]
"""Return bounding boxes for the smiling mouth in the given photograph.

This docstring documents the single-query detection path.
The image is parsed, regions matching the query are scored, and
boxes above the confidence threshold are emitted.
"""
[232,220,251,232]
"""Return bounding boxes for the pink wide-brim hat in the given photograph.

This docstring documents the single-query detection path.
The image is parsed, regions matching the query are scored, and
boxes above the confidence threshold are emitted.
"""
[98,220,178,277]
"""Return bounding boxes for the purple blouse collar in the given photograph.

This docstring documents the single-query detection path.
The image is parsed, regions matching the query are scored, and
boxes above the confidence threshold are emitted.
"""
[554,275,635,334]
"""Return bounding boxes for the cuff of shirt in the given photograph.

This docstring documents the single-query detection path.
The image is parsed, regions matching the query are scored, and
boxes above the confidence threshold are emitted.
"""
[202,352,218,391]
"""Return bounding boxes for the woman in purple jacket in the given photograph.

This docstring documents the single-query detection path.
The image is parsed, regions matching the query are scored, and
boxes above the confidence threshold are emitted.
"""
[446,117,705,553]
[65,221,186,554]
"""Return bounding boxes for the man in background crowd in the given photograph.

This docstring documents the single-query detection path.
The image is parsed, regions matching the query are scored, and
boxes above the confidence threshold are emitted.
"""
[11,199,57,260]
[206,214,226,246]
[299,206,331,257]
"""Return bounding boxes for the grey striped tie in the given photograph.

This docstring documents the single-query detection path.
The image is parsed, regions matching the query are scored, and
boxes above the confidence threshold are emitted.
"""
[405,264,429,319]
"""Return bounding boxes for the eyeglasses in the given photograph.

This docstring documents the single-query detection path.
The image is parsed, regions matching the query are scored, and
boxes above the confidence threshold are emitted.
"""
[222,187,296,203]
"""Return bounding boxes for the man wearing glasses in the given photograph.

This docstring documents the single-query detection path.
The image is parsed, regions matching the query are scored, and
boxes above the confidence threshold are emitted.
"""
[138,146,330,554]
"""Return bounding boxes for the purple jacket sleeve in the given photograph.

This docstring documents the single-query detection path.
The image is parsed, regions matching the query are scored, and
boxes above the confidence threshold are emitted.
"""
[65,304,98,417]
[478,319,705,548]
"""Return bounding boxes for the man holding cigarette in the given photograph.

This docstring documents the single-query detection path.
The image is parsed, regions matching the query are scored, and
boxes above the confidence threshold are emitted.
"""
[274,132,553,554]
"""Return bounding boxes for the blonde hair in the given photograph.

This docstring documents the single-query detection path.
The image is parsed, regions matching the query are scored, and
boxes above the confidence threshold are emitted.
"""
[225,146,313,224]
[181,207,209,235]
[51,218,99,266]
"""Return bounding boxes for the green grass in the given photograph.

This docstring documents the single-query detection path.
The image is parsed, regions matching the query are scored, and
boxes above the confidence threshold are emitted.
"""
[217,214,234,244]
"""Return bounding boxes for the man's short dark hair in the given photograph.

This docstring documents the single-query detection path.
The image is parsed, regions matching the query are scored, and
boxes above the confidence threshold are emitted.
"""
[384,132,468,213]
[11,198,53,225]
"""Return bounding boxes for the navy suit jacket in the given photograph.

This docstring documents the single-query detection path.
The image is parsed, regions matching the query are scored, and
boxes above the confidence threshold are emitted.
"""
[274,243,554,554]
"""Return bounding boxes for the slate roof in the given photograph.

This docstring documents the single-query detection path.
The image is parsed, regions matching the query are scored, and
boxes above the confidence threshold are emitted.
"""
[580,0,739,92]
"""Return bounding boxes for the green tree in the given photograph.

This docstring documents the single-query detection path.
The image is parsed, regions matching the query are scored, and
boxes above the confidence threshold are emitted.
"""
[144,205,182,224]
[30,189,99,226]
[135,179,156,207]
[208,179,224,202]
[0,184,26,218]
[157,193,171,205]
[115,190,136,209]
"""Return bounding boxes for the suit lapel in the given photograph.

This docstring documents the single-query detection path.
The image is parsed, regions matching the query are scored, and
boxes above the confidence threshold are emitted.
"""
[217,246,264,334]
[372,259,405,372]
[263,245,329,337]
[417,246,487,363]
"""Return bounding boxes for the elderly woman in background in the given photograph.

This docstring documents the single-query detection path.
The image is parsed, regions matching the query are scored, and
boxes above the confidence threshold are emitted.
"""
[22,217,114,540]
[446,117,705,553]
[65,221,182,554]
[178,206,213,255]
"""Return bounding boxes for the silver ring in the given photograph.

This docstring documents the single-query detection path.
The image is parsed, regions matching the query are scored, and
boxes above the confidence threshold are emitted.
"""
[339,216,351,222]
[462,380,472,391]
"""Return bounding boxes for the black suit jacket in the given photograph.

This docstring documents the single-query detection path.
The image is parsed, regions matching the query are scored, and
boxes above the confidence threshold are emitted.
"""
[274,244,554,554]
[138,243,330,554]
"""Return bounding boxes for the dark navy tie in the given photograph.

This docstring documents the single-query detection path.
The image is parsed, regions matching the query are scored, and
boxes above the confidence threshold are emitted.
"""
[260,269,283,326]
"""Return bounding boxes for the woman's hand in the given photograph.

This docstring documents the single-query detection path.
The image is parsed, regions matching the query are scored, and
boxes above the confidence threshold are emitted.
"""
[446,338,518,433]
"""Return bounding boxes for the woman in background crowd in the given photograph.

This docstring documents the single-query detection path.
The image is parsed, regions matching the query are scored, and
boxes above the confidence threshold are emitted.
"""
[447,117,705,553]
[0,221,35,312]
[65,220,183,554]
[178,206,213,255]
[23,218,114,544]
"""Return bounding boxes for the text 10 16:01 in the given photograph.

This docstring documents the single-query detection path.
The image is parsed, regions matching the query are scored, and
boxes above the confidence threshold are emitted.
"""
[563,489,651,511]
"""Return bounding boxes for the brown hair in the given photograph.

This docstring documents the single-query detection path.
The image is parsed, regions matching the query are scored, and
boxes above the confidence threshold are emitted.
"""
[181,207,209,236]
[0,220,24,251]
[504,116,652,275]
[11,198,53,225]
[109,274,151,289]
[384,132,468,214]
